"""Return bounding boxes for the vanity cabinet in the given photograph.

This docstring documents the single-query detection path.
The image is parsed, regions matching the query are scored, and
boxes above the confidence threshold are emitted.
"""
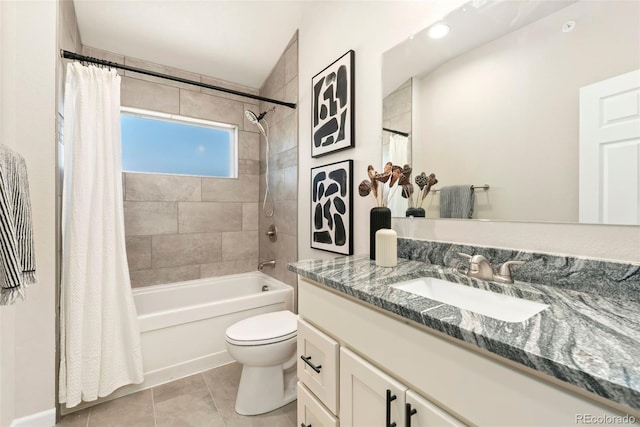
[298,381,339,427]
[340,348,465,427]
[340,347,407,427]
[297,277,636,426]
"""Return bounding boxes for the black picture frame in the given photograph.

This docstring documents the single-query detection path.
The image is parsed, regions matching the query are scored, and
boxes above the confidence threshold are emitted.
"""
[311,50,355,158]
[310,159,353,255]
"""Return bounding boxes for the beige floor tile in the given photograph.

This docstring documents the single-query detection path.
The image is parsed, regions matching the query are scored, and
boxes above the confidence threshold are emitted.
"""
[203,363,243,421]
[223,407,295,427]
[56,408,90,427]
[281,401,297,426]
[153,373,224,427]
[88,390,154,427]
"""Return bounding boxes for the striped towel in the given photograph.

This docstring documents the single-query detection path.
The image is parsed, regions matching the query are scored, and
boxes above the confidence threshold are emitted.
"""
[440,185,475,219]
[0,145,36,305]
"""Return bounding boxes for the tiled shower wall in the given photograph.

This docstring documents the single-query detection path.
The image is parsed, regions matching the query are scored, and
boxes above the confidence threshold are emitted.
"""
[258,33,299,293]
[82,46,264,287]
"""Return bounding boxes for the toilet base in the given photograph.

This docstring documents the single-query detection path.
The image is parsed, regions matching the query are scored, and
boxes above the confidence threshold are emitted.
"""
[235,365,297,415]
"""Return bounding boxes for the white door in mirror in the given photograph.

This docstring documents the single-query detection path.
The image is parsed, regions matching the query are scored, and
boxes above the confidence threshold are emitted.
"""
[579,68,640,225]
[392,277,549,323]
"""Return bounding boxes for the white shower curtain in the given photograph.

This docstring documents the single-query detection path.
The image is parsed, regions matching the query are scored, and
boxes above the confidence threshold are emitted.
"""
[59,63,143,408]
[388,134,409,216]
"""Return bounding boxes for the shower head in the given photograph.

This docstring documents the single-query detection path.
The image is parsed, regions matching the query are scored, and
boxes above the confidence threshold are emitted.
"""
[245,108,274,137]
[245,110,260,125]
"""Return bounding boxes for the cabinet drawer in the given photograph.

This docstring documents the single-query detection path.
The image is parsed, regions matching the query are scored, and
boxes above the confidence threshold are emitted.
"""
[297,318,339,414]
[406,390,466,427]
[298,382,339,427]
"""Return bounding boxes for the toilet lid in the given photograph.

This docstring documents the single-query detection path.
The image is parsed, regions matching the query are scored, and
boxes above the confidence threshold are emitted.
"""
[225,311,297,346]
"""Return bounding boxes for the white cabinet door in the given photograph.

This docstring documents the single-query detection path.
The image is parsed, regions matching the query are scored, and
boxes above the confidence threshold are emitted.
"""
[298,318,340,415]
[340,347,407,427]
[405,390,466,427]
[579,69,640,224]
[298,382,339,427]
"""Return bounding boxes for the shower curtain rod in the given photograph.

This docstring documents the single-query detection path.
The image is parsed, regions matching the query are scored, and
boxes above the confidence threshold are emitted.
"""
[60,50,297,109]
[383,127,410,137]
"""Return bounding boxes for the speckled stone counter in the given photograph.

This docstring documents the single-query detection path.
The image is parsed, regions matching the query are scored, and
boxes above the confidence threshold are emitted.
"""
[288,255,640,413]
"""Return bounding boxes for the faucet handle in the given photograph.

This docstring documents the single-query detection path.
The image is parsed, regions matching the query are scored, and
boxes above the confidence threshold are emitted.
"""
[457,253,493,280]
[495,260,525,283]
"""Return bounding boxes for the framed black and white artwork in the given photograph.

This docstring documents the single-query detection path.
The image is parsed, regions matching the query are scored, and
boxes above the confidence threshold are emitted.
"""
[310,159,353,255]
[311,50,355,158]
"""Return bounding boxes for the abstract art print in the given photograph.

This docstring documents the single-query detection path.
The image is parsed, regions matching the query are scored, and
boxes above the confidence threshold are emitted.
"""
[311,159,353,255]
[311,50,355,158]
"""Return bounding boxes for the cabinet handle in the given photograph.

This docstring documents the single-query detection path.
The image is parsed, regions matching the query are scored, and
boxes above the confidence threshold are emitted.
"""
[301,424,312,427]
[300,355,322,373]
[406,403,417,427]
[386,389,397,427]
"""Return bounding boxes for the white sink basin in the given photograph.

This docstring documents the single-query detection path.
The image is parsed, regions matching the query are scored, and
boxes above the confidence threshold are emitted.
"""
[392,277,548,323]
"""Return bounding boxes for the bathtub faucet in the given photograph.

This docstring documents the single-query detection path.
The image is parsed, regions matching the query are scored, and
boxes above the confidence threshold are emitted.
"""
[258,260,276,270]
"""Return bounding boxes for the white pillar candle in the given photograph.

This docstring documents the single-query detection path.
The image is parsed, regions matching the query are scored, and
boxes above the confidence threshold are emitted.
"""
[375,229,397,267]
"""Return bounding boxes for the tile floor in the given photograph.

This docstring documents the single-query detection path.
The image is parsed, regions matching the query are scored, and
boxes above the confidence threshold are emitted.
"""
[56,363,297,427]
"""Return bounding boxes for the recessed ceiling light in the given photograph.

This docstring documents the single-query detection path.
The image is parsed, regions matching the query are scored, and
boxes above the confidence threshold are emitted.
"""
[428,23,450,39]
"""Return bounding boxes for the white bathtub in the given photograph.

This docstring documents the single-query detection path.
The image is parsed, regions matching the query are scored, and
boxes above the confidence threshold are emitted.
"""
[134,271,293,383]
[64,271,293,413]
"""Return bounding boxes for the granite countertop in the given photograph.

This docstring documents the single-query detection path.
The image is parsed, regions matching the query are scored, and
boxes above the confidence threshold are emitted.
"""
[288,255,640,412]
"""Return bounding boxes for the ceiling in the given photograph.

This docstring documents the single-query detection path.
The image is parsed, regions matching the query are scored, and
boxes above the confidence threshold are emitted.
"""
[73,1,304,89]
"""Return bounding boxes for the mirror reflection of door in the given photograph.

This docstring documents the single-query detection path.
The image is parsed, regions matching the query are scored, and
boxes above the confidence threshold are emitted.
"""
[579,69,640,225]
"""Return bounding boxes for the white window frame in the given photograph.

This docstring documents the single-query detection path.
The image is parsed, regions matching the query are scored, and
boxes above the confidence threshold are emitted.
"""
[120,106,239,178]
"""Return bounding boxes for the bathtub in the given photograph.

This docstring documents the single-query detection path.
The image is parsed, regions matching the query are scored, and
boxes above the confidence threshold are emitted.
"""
[64,271,293,413]
[134,271,293,384]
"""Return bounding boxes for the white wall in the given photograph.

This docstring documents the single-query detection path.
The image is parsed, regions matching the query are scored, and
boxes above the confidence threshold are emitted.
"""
[297,0,640,264]
[0,1,57,425]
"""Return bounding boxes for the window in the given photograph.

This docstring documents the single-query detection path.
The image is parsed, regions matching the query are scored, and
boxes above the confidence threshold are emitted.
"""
[120,107,238,178]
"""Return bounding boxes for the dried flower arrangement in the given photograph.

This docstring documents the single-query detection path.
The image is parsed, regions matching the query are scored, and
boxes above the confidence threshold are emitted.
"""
[358,162,412,207]
[402,172,438,209]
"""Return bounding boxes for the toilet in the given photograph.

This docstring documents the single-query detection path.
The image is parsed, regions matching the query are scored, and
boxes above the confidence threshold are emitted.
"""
[224,310,298,415]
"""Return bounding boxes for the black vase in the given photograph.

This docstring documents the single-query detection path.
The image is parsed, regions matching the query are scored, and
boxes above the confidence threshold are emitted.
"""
[370,207,391,260]
[406,207,425,218]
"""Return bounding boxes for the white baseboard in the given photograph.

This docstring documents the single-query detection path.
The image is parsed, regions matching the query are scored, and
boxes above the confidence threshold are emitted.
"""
[9,409,55,427]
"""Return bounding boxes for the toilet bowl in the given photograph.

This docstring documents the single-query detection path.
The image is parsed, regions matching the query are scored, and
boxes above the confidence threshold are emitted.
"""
[225,310,298,415]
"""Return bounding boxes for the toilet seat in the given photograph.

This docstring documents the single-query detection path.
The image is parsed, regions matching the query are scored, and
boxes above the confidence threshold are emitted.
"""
[225,311,297,346]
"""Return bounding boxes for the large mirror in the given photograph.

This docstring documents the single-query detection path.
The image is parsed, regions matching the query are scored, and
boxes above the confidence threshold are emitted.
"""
[382,0,640,224]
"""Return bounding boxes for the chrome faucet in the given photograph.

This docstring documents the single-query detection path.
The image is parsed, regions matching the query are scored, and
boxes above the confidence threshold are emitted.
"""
[458,253,525,284]
[258,260,276,270]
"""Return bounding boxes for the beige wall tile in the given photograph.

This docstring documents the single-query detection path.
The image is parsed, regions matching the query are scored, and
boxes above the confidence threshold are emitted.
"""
[130,265,201,287]
[261,54,285,98]
[238,131,259,161]
[124,201,177,235]
[200,258,257,278]
[178,202,242,233]
[242,203,259,231]
[125,236,152,271]
[269,116,297,155]
[201,75,259,105]
[201,174,258,202]
[283,166,297,201]
[180,90,244,127]
[273,147,297,170]
[274,200,297,236]
[152,233,222,268]
[221,231,258,261]
[124,57,201,91]
[284,40,298,84]
[238,159,259,175]
[125,173,201,202]
[121,76,180,114]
